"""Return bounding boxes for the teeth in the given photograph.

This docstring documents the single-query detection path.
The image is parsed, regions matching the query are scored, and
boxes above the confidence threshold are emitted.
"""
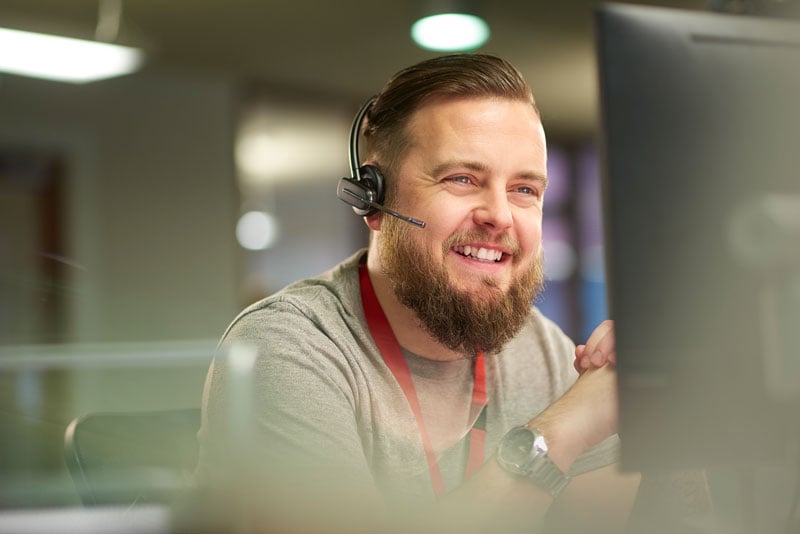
[455,245,502,262]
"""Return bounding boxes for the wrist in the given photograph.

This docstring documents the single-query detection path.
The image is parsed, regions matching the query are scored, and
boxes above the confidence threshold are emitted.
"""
[496,426,571,498]
[529,365,618,471]
[527,409,586,473]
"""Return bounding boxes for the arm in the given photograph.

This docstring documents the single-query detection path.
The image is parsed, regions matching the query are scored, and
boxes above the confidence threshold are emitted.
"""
[197,302,390,531]
[200,307,633,533]
[433,327,637,533]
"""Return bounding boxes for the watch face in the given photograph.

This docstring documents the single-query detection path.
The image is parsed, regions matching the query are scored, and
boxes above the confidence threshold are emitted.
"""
[498,426,568,496]
[502,426,534,466]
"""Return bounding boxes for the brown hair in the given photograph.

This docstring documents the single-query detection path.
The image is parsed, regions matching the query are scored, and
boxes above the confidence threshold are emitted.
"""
[362,54,538,198]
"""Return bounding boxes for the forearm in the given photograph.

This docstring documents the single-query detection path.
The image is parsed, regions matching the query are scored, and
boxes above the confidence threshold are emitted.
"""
[432,369,620,532]
[428,457,556,533]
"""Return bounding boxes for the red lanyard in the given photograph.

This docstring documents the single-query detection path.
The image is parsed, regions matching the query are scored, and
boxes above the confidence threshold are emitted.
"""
[359,262,487,496]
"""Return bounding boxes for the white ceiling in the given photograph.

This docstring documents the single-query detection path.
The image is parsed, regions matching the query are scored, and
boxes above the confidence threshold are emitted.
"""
[0,0,710,139]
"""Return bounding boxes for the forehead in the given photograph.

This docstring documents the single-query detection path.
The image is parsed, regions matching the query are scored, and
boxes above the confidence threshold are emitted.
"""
[402,96,547,170]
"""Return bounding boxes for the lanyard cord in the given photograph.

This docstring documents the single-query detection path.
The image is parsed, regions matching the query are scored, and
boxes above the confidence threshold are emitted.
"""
[359,262,487,497]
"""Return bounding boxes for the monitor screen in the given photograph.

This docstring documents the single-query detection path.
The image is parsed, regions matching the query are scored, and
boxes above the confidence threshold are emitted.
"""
[595,3,800,470]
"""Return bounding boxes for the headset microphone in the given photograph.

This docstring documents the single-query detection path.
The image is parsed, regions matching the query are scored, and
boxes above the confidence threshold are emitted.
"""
[337,185,426,228]
[336,96,426,229]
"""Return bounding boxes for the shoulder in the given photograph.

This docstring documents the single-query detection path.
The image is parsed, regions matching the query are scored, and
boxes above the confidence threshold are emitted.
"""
[208,250,378,399]
[204,251,375,411]
[221,250,366,345]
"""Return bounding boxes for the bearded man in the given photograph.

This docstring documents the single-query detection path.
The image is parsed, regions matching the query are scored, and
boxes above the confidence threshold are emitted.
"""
[197,54,651,533]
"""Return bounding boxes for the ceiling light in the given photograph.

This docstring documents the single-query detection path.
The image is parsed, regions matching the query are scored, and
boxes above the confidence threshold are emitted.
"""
[236,211,280,251]
[0,27,144,84]
[411,13,490,52]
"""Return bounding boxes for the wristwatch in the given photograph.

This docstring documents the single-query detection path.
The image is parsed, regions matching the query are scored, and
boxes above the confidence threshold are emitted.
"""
[496,426,570,498]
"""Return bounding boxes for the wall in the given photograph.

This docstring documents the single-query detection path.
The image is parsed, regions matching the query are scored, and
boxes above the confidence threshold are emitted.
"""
[0,69,240,344]
[0,69,241,506]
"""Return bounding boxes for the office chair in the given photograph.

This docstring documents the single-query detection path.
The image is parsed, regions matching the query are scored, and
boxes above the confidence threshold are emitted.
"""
[64,408,201,506]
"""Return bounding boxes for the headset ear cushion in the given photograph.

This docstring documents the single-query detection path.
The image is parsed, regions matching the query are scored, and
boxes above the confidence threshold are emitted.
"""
[336,177,373,215]
[359,165,385,206]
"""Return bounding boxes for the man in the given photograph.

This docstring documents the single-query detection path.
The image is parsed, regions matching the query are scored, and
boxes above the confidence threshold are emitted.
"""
[198,54,643,532]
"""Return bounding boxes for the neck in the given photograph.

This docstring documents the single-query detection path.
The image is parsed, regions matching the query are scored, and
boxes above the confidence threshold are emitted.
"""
[366,243,468,362]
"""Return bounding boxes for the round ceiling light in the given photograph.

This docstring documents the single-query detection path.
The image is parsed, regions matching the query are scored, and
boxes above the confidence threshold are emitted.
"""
[236,211,279,251]
[410,13,490,52]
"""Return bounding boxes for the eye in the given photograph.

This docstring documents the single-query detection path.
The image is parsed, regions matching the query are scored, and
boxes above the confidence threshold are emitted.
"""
[512,185,541,198]
[448,175,472,185]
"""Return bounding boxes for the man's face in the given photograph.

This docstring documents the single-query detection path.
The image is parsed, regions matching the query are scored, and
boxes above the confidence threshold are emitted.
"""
[376,97,548,354]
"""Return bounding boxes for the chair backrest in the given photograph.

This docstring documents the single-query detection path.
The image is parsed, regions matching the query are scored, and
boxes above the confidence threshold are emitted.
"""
[64,408,201,506]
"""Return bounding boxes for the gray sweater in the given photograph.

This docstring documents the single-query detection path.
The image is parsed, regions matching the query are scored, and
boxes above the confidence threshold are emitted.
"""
[198,250,619,509]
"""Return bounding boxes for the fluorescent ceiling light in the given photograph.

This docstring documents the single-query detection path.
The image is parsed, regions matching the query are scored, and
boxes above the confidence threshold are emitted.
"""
[0,27,144,83]
[411,13,490,52]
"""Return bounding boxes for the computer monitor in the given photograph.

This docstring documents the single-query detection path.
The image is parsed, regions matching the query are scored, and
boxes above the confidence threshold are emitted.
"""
[595,3,800,470]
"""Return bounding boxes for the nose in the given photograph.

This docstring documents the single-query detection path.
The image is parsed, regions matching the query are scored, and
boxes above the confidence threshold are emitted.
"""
[473,187,513,231]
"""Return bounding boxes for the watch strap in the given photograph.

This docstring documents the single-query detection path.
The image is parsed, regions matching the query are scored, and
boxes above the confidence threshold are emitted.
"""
[529,452,570,498]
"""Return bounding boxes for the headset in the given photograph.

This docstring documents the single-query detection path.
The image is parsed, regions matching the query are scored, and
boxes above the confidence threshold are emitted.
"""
[336,97,426,228]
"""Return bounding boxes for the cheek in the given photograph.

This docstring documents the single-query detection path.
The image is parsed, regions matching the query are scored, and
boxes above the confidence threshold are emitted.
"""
[518,219,543,254]
[425,207,469,243]
[522,237,542,258]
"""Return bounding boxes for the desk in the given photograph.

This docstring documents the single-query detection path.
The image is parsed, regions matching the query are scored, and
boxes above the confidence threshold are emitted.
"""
[0,504,171,534]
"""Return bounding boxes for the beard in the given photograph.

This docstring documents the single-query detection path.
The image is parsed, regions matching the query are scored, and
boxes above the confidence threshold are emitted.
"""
[378,214,545,357]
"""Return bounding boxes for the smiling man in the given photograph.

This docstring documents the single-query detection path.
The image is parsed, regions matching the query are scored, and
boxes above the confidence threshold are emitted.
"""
[370,96,547,360]
[198,55,643,533]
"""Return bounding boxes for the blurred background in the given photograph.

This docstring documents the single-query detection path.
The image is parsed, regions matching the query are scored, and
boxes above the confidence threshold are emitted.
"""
[0,0,782,518]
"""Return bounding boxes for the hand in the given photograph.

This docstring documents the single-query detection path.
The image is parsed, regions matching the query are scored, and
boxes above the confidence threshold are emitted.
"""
[574,320,616,374]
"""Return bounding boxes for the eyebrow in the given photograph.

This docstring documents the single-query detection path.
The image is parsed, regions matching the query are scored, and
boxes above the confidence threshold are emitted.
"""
[430,160,549,190]
[521,171,549,192]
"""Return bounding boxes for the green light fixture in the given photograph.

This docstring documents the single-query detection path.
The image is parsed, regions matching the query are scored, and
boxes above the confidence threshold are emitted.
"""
[411,1,490,52]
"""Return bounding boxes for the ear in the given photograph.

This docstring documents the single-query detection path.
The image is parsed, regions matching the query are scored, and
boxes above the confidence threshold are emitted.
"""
[362,159,384,232]
[364,211,382,231]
